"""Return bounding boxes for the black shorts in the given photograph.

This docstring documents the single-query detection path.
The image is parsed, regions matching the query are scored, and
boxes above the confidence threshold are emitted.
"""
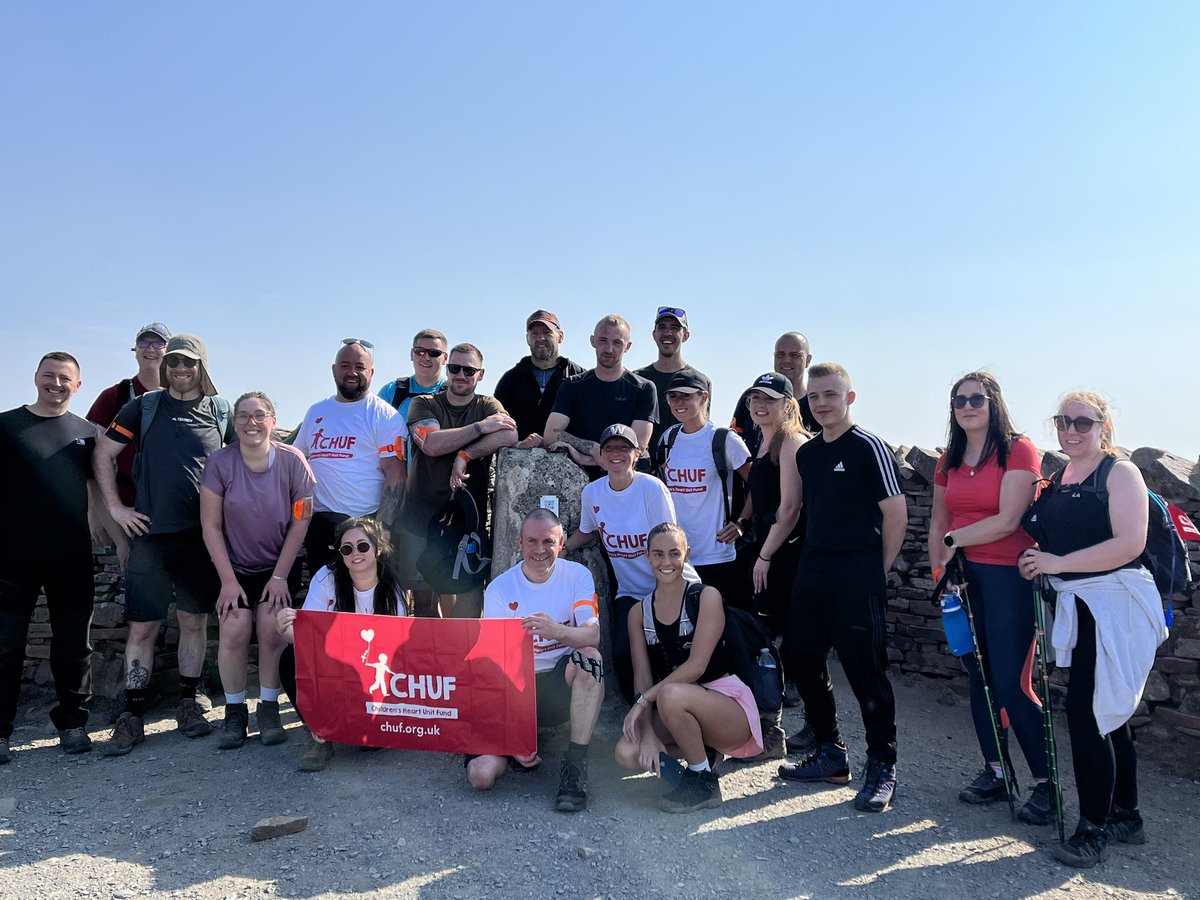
[232,561,303,610]
[464,654,572,766]
[125,531,219,621]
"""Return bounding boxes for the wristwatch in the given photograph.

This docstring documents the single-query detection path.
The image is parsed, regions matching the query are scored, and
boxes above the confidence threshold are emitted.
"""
[943,533,956,549]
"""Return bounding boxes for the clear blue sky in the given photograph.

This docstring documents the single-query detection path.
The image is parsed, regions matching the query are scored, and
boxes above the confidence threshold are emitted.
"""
[3,3,1197,460]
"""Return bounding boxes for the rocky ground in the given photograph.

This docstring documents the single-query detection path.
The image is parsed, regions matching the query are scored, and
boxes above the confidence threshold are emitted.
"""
[1,669,1196,900]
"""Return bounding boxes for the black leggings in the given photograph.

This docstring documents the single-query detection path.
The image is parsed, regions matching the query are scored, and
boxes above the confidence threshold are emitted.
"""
[1065,598,1138,825]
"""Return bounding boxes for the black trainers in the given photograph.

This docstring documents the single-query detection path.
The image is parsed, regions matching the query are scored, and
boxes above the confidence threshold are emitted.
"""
[217,703,249,750]
[298,735,334,772]
[659,768,722,813]
[176,698,213,738]
[854,758,897,812]
[554,754,588,812]
[1052,819,1110,868]
[1105,806,1146,845]
[1017,781,1054,826]
[786,721,816,756]
[58,727,93,755]
[778,740,851,784]
[256,700,287,746]
[101,712,145,756]
[0,738,10,764]
[959,767,1014,805]
[783,681,802,708]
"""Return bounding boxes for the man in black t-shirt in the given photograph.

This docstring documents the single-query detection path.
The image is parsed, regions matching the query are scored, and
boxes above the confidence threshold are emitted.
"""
[544,314,657,474]
[93,334,232,755]
[0,353,98,762]
[777,362,907,815]
[634,306,710,457]
[493,310,584,441]
[730,331,819,456]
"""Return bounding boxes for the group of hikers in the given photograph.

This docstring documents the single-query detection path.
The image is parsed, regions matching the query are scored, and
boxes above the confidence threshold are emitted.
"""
[0,308,1172,870]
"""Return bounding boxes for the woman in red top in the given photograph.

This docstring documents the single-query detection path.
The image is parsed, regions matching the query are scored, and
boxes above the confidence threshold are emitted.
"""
[929,372,1050,825]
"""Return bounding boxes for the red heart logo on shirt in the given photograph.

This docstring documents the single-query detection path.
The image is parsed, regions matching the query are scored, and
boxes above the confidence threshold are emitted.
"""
[315,417,323,424]
[508,601,519,611]
[593,505,600,513]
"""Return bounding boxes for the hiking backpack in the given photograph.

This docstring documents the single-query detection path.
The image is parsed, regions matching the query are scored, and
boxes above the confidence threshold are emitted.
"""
[656,424,734,522]
[416,488,492,595]
[386,376,446,411]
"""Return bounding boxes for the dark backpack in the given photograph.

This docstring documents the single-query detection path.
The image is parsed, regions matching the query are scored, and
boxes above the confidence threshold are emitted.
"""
[674,581,784,714]
[386,376,446,411]
[416,489,492,594]
[1030,456,1193,626]
[656,424,734,522]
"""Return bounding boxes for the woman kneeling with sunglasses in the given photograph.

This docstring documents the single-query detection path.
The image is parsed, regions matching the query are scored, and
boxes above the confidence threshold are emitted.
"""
[615,523,764,813]
[277,517,408,772]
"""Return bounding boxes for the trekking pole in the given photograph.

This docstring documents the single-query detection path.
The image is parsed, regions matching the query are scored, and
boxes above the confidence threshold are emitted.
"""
[948,552,1017,821]
[1031,577,1066,844]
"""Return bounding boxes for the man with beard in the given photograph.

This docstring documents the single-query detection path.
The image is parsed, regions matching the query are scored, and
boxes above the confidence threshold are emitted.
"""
[294,340,408,570]
[399,343,519,618]
[94,334,233,754]
[493,311,583,441]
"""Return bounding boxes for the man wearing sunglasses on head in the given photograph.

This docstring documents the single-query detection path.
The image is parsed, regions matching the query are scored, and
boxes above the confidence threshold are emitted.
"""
[399,343,522,618]
[634,306,709,456]
[94,333,234,755]
[85,323,172,570]
[295,339,409,573]
[378,328,449,422]
[493,310,584,442]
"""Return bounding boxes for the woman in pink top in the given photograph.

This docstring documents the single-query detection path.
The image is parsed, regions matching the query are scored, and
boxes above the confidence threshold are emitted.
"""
[929,372,1050,825]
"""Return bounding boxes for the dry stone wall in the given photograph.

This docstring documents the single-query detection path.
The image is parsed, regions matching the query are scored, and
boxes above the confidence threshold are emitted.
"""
[19,446,1200,744]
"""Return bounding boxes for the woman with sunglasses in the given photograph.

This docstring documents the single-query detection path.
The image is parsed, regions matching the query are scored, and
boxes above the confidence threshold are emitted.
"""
[200,391,315,751]
[277,517,409,771]
[615,523,763,813]
[1019,392,1165,867]
[929,372,1049,823]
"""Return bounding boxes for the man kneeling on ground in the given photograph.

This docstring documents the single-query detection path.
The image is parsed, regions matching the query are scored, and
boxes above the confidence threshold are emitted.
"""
[466,509,604,812]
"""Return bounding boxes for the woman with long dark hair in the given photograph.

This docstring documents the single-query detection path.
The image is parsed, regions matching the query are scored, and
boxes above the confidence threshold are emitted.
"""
[277,516,408,771]
[929,372,1049,822]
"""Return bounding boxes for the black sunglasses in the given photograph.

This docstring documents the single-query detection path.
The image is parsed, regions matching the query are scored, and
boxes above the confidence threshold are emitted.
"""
[951,393,988,409]
[447,363,482,377]
[412,346,445,359]
[1053,415,1102,434]
[341,337,375,350]
[164,354,198,369]
[339,540,374,556]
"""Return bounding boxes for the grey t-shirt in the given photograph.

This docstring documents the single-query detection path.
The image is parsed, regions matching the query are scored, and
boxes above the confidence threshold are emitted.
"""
[108,391,232,535]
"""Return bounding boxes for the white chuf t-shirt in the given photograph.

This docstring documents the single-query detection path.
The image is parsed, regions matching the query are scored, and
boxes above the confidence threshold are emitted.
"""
[660,422,751,565]
[484,559,599,673]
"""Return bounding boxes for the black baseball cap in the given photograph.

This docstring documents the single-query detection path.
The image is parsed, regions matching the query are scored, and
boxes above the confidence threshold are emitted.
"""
[666,370,711,394]
[746,372,793,400]
[599,423,639,449]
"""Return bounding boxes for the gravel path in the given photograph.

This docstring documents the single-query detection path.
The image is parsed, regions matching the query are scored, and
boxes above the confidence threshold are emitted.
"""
[2,670,1196,899]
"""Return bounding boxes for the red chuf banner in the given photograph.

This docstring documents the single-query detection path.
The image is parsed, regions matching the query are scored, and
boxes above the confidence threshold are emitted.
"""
[293,613,536,756]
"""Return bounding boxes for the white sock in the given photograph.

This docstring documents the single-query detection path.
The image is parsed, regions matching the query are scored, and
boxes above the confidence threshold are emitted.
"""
[990,764,1005,779]
[225,691,247,705]
[687,760,711,773]
[260,686,282,702]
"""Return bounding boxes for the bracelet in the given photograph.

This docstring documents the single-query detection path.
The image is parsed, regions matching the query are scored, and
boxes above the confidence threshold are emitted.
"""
[758,554,772,562]
[457,450,471,463]
[270,575,286,581]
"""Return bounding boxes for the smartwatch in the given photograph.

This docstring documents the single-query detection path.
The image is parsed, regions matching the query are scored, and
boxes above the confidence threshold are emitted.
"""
[944,533,956,549]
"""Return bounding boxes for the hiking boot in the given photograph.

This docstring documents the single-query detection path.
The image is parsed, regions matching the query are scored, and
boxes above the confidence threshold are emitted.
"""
[101,713,145,756]
[959,767,1015,805]
[555,754,588,812]
[217,703,249,750]
[58,727,93,755]
[659,768,722,813]
[256,700,287,746]
[176,698,213,738]
[782,680,802,708]
[725,720,784,764]
[1052,819,1110,868]
[1017,781,1055,826]
[1105,806,1146,845]
[786,721,817,756]
[854,758,897,812]
[0,738,10,764]
[299,736,334,772]
[778,741,852,784]
[705,746,724,772]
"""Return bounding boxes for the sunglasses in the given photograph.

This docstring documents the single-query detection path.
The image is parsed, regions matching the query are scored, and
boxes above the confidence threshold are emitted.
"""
[234,411,271,425]
[341,337,375,350]
[446,363,482,377]
[339,540,374,557]
[657,306,686,318]
[164,354,198,369]
[412,346,445,359]
[951,393,988,409]
[1053,415,1103,434]
[136,340,167,349]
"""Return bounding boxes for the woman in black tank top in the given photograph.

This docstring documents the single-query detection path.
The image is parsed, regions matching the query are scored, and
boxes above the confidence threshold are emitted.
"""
[1019,391,1158,868]
[614,524,763,813]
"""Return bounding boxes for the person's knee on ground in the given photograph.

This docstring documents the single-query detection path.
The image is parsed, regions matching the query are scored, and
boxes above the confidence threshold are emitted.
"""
[467,754,509,791]
[614,737,643,771]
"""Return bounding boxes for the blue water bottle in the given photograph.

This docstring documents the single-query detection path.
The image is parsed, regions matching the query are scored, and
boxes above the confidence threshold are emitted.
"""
[941,591,974,657]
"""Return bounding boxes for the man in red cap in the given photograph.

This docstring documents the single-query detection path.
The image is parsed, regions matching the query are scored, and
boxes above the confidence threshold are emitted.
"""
[494,310,584,442]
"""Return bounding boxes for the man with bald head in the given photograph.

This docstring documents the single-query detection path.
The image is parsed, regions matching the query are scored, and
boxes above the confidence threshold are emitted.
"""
[294,339,408,569]
[731,332,818,455]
